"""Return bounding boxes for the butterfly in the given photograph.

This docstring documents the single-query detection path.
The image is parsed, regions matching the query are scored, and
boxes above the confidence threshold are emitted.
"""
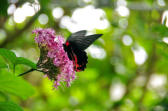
[63,30,103,72]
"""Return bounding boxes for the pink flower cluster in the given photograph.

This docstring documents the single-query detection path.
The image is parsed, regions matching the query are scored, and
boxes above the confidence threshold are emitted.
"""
[33,28,75,88]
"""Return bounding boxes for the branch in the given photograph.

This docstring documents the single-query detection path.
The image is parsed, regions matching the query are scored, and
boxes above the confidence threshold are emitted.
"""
[51,1,168,11]
[0,10,42,48]
[0,17,8,28]
[138,44,157,111]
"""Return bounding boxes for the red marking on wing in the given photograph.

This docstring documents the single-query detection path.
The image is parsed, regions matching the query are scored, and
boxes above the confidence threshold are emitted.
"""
[74,55,82,72]
[68,50,80,72]
[66,41,70,46]
[66,45,84,72]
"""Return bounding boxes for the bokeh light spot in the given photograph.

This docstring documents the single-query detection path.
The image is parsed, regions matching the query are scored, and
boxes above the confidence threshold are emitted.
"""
[157,0,166,7]
[60,5,110,32]
[87,45,106,59]
[7,4,16,15]
[116,6,130,17]
[22,2,35,17]
[122,35,132,46]
[132,46,148,65]
[13,2,36,23]
[110,81,125,101]
[14,8,26,23]
[162,10,168,27]
[162,37,168,44]
[38,14,48,25]
[52,7,64,19]
[149,74,167,89]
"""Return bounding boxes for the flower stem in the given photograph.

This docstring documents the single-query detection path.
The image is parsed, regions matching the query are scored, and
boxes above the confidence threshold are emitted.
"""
[18,69,36,76]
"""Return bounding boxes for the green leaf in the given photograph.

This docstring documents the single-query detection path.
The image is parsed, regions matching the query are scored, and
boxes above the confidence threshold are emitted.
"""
[0,56,8,69]
[0,62,8,69]
[0,72,35,100]
[15,57,37,69]
[0,48,17,64]
[0,48,37,69]
[0,91,9,101]
[0,101,23,111]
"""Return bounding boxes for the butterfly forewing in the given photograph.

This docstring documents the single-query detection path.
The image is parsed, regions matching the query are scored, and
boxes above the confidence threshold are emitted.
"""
[67,30,86,42]
[68,31,102,50]
[76,34,103,50]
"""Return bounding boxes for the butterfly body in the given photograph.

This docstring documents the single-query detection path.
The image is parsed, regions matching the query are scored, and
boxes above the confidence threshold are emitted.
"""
[63,30,102,72]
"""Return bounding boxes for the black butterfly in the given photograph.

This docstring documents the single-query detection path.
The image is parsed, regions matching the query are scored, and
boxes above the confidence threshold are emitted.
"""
[63,30,103,72]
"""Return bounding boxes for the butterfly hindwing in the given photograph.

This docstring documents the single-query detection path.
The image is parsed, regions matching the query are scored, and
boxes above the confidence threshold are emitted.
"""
[63,43,87,71]
[72,47,88,71]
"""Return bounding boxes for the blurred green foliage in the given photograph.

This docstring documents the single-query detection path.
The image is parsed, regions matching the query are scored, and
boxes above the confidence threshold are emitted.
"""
[1,0,168,111]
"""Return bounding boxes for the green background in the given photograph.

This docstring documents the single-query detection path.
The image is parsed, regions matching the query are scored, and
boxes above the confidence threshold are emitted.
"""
[0,0,168,111]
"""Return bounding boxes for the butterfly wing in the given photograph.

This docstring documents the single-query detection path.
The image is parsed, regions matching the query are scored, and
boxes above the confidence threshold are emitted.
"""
[77,34,103,50]
[67,30,87,42]
[72,47,88,72]
[68,32,102,50]
[63,43,88,71]
[64,30,102,71]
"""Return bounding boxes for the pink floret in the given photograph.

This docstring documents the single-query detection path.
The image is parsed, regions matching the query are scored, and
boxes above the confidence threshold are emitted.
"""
[33,28,75,88]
